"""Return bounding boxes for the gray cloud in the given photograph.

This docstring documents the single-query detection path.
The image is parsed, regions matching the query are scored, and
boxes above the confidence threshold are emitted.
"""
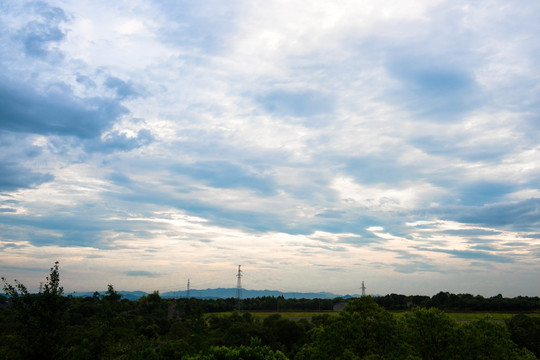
[0,161,54,191]
[105,77,141,99]
[76,74,97,89]
[0,0,539,295]
[454,198,540,231]
[86,129,154,153]
[171,160,276,195]
[393,261,442,274]
[126,271,160,277]
[0,81,127,138]
[387,56,480,118]
[257,89,335,118]
[17,2,68,59]
[425,248,514,263]
[456,182,517,206]
[156,0,237,53]
[0,79,127,139]
[441,229,502,237]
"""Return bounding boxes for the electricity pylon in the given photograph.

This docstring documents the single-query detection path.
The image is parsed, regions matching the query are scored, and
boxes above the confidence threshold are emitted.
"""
[236,265,243,311]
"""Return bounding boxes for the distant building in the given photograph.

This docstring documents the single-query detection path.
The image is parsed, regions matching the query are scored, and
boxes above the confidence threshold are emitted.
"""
[333,302,347,312]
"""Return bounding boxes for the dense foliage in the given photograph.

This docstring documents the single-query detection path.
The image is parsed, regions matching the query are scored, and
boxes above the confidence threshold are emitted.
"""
[374,292,540,312]
[1,263,539,359]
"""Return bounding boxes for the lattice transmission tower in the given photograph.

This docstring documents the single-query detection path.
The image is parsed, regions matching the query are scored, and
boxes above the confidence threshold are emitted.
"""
[361,281,366,297]
[186,279,190,299]
[236,265,243,311]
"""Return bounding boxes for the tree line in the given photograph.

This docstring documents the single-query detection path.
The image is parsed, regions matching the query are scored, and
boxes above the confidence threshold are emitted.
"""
[1,263,539,359]
[373,291,540,312]
[92,291,540,314]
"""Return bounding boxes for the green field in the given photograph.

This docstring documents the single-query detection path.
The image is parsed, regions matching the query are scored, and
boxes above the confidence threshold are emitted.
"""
[207,310,540,322]
[447,312,540,321]
[205,311,336,320]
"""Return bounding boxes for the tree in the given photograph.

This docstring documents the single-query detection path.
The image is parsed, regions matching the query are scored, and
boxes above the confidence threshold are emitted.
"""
[506,314,540,357]
[2,261,67,360]
[457,318,536,360]
[296,297,405,359]
[403,307,458,360]
[184,338,289,360]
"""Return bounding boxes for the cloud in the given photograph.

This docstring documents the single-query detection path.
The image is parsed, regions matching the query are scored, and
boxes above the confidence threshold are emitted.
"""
[0,0,539,296]
[126,271,160,277]
[0,78,127,138]
[86,129,154,153]
[257,89,335,118]
[76,74,97,89]
[425,248,514,264]
[440,229,502,237]
[0,208,17,213]
[455,198,540,230]
[387,57,480,119]
[155,0,238,52]
[457,181,517,206]
[16,1,69,59]
[105,76,141,99]
[171,160,276,196]
[0,161,54,191]
[393,261,441,274]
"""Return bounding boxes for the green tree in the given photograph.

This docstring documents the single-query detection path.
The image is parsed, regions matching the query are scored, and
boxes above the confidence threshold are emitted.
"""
[403,307,458,360]
[506,314,540,357]
[296,296,405,359]
[457,318,536,360]
[2,261,67,360]
[184,337,289,360]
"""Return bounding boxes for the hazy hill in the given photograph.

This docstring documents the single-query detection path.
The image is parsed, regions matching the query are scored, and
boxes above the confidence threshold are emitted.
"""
[67,288,357,300]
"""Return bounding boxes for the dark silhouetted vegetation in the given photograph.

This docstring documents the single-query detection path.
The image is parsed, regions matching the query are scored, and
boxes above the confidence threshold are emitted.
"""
[373,291,540,312]
[1,263,539,359]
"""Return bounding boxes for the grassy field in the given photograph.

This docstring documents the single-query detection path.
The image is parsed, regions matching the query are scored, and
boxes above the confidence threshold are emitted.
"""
[446,312,540,322]
[390,311,515,322]
[205,311,337,320]
[206,310,540,322]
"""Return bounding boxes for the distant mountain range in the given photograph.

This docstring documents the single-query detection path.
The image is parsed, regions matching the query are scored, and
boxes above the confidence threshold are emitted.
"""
[68,288,359,301]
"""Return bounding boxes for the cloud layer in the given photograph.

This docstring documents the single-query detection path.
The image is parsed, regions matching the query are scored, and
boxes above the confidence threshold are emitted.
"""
[1,0,539,296]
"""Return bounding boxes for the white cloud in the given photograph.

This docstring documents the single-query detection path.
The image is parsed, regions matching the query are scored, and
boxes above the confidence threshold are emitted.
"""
[1,0,539,296]
[331,176,445,211]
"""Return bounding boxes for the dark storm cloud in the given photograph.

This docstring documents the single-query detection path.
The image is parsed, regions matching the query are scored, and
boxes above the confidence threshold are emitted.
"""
[0,161,54,191]
[0,79,128,138]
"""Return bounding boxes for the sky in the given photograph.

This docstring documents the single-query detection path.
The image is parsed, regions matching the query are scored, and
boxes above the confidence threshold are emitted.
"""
[1,0,539,297]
